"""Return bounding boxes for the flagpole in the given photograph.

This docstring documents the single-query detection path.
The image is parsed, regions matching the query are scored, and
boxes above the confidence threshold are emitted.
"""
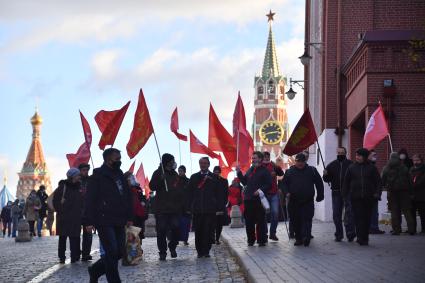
[316,141,326,169]
[387,134,394,153]
[178,139,182,166]
[153,131,168,192]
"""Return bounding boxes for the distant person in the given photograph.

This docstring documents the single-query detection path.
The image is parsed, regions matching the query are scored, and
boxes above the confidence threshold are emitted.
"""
[46,206,55,236]
[36,185,48,237]
[1,201,12,237]
[85,148,133,283]
[23,190,41,237]
[177,165,191,246]
[79,163,93,262]
[11,199,21,237]
[187,157,220,257]
[282,153,324,247]
[227,178,244,216]
[323,147,355,242]
[398,148,413,169]
[236,152,272,247]
[382,152,415,235]
[212,166,229,245]
[410,154,425,234]
[150,153,185,261]
[368,150,385,234]
[53,168,84,263]
[343,148,381,246]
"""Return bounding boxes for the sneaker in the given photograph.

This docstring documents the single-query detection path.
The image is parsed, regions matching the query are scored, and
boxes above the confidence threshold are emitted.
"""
[269,234,279,241]
[294,240,303,246]
[258,242,266,247]
[303,239,311,247]
[159,254,166,261]
[170,250,177,258]
[348,236,355,242]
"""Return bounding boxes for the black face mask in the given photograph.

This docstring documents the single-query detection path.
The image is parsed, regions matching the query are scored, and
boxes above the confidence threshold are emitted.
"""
[112,161,122,170]
[337,155,346,162]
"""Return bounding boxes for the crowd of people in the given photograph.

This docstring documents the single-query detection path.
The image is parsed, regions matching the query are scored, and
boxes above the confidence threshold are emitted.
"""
[1,145,424,283]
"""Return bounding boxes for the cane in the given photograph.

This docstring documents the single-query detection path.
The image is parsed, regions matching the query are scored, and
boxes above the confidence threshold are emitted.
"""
[278,193,290,242]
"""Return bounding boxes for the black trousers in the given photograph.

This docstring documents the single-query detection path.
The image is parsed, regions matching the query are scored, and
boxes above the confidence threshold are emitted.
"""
[82,225,93,257]
[193,213,215,256]
[215,215,225,241]
[156,213,180,255]
[351,198,374,244]
[289,200,314,241]
[411,200,425,233]
[58,235,81,261]
[28,220,35,235]
[244,199,267,244]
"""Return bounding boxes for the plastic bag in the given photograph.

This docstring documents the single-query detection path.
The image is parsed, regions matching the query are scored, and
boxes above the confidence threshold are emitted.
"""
[122,226,144,266]
[257,189,270,213]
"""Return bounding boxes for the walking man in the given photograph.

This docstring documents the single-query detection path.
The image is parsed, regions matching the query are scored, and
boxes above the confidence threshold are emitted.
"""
[79,163,93,261]
[36,185,48,237]
[323,147,356,242]
[212,166,229,245]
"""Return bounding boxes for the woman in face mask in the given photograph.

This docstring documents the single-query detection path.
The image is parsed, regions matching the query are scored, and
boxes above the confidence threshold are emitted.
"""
[398,148,413,169]
[410,154,425,234]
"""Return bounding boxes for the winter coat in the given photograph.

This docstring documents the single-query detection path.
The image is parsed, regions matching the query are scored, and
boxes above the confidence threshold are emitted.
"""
[130,185,148,221]
[178,175,191,213]
[11,203,22,220]
[53,180,83,237]
[0,205,12,222]
[237,165,272,201]
[216,176,229,212]
[343,161,381,200]
[323,158,353,195]
[23,194,41,221]
[410,164,425,201]
[150,167,186,214]
[36,190,49,219]
[281,165,324,203]
[227,184,244,215]
[382,156,411,193]
[85,164,133,227]
[187,171,220,214]
[80,176,89,224]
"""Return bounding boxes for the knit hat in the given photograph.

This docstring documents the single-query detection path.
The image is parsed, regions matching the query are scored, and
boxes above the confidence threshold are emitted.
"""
[78,163,90,170]
[356,148,370,159]
[161,153,175,165]
[295,153,306,162]
[66,168,81,178]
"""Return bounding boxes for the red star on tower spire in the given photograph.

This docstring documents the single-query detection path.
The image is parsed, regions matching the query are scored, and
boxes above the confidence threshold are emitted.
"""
[266,10,275,22]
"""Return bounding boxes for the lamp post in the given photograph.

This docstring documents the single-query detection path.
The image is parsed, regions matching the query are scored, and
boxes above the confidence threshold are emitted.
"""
[285,78,306,100]
[299,42,323,66]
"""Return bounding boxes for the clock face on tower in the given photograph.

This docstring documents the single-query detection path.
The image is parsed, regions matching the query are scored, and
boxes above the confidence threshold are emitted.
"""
[259,120,284,145]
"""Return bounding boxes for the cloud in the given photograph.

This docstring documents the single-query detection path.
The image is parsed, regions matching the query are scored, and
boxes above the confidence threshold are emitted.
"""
[91,49,122,79]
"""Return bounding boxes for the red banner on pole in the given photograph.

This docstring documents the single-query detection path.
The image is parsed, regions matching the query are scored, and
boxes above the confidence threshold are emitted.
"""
[170,107,188,141]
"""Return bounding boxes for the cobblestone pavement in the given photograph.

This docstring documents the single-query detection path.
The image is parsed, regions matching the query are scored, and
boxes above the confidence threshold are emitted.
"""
[41,233,246,283]
[222,221,425,283]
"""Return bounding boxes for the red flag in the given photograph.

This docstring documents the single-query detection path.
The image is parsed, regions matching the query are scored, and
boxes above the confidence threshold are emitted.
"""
[208,104,237,167]
[283,109,318,156]
[66,142,91,168]
[144,177,150,199]
[190,130,220,159]
[136,162,146,188]
[219,155,233,179]
[363,104,389,150]
[232,93,254,171]
[170,107,188,141]
[95,101,130,150]
[79,111,92,145]
[126,89,154,158]
[128,160,136,173]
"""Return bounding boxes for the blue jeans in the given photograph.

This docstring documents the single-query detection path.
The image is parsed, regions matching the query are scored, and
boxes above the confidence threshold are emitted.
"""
[370,200,380,231]
[37,217,44,236]
[266,194,280,235]
[332,193,356,239]
[90,226,125,283]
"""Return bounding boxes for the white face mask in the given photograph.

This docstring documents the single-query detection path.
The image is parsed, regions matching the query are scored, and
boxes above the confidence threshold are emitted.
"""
[400,154,406,160]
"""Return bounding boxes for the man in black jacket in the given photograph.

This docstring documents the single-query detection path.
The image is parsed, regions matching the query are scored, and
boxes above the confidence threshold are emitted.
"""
[343,148,381,246]
[150,153,186,261]
[236,151,272,247]
[85,148,133,283]
[281,153,324,247]
[187,157,220,257]
[36,185,48,237]
[79,163,93,261]
[323,147,355,242]
[212,166,229,245]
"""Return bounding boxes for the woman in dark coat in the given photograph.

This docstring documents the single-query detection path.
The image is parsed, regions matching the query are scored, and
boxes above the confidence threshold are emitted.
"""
[53,168,83,263]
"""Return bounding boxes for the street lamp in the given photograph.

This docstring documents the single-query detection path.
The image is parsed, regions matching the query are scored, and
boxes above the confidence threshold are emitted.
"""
[285,78,306,100]
[299,42,323,66]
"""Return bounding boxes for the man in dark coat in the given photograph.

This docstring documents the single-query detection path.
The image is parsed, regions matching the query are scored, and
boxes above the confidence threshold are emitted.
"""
[323,147,355,242]
[79,163,93,261]
[187,157,220,257]
[1,201,12,237]
[85,148,133,283]
[150,153,186,261]
[212,166,229,245]
[178,165,191,246]
[236,151,272,247]
[410,154,425,233]
[36,185,48,237]
[368,150,385,234]
[282,153,324,247]
[343,148,381,246]
[53,168,83,263]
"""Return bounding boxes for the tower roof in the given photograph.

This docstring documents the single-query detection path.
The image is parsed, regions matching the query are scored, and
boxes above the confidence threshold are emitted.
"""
[261,11,281,79]
[21,110,47,174]
[0,185,14,209]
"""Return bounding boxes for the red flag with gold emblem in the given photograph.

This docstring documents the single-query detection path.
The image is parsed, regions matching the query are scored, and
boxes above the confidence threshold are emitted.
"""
[170,107,188,141]
[208,104,237,167]
[126,89,154,159]
[95,101,130,150]
[282,109,317,156]
[190,130,220,159]
[66,142,91,168]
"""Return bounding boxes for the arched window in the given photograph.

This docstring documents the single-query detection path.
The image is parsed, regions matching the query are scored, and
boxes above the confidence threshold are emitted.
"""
[268,80,275,94]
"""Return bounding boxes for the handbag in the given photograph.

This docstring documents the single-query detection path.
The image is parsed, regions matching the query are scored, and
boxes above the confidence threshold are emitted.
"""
[257,189,270,212]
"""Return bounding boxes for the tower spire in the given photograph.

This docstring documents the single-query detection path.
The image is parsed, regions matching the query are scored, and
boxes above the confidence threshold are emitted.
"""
[262,10,280,79]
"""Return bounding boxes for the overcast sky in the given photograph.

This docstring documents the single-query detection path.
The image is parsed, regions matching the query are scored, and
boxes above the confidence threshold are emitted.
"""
[0,0,305,195]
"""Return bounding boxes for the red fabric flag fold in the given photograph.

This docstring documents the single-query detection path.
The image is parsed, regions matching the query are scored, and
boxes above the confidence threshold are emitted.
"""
[126,89,154,158]
[170,107,188,141]
[282,109,318,156]
[80,111,92,145]
[190,130,220,159]
[128,160,136,173]
[363,104,389,150]
[136,162,146,188]
[66,142,91,168]
[95,101,131,150]
[144,177,150,199]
